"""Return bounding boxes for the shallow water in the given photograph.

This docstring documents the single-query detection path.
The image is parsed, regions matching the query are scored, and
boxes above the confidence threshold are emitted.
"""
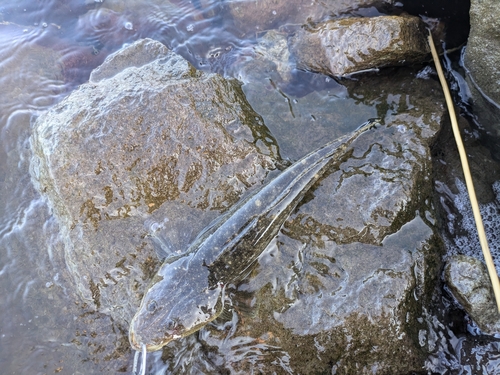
[0,0,498,374]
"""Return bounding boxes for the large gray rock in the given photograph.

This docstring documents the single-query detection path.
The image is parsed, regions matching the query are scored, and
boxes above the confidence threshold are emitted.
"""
[30,39,278,326]
[445,255,500,335]
[289,15,430,77]
[463,0,500,157]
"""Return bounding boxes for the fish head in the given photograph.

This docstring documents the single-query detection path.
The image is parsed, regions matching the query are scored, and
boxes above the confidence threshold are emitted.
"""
[129,255,224,352]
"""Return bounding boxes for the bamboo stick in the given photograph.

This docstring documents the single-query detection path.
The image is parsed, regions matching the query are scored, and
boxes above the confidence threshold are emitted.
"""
[427,31,500,312]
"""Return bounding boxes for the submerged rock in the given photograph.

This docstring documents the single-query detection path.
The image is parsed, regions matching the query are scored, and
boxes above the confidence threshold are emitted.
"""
[445,255,500,335]
[244,30,292,83]
[227,0,389,36]
[289,15,430,77]
[30,38,278,326]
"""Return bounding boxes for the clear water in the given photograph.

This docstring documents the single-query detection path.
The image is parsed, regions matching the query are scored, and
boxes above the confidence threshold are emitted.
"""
[0,0,498,374]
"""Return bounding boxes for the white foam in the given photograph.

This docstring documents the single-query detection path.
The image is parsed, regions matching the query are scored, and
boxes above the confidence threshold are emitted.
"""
[446,178,500,273]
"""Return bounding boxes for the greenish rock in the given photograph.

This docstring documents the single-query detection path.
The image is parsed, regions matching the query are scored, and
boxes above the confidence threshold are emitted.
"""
[445,255,500,335]
[200,217,440,374]
[289,15,430,77]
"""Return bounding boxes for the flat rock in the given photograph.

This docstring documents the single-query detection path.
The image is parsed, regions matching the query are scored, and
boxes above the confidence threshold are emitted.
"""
[445,255,500,335]
[289,15,430,77]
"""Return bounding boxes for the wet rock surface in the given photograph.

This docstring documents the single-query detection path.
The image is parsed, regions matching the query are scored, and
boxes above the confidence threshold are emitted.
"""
[30,39,278,327]
[204,218,439,374]
[445,255,500,334]
[289,15,430,77]
[463,0,500,157]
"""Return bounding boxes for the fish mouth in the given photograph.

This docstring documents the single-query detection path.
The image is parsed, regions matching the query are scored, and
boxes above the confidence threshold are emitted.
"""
[129,328,176,352]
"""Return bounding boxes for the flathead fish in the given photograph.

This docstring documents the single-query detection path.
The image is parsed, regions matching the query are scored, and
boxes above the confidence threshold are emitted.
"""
[129,120,376,352]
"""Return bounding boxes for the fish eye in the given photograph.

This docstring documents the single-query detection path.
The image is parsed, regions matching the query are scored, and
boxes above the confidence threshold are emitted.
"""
[147,300,157,313]
[166,319,176,331]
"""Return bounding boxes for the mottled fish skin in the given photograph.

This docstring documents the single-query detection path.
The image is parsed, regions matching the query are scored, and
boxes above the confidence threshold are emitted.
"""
[129,121,376,352]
